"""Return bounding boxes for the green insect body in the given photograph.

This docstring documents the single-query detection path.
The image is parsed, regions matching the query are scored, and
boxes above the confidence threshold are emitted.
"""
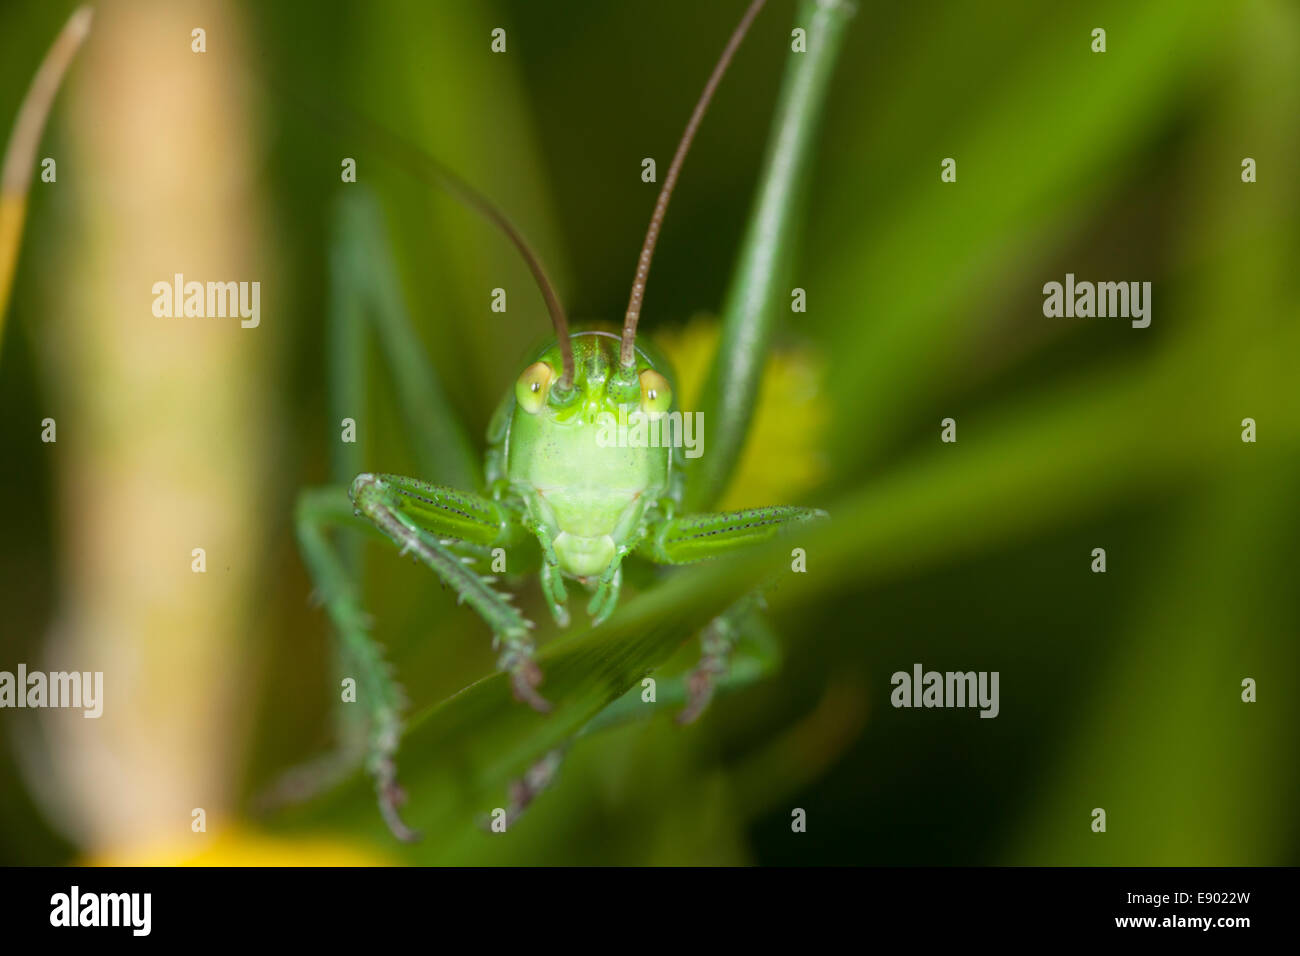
[281,0,850,841]
[500,333,673,596]
[346,328,818,713]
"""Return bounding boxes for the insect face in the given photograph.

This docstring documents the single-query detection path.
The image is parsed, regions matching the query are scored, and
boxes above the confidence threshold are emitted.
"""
[505,332,674,578]
[512,331,671,425]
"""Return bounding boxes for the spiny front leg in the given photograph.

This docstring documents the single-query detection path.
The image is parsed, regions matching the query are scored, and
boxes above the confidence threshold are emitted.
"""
[349,473,550,713]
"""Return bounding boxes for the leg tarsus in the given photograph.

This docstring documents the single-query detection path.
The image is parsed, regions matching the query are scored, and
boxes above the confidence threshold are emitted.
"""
[367,701,420,842]
[501,748,566,828]
[677,654,727,725]
[503,650,551,713]
[373,757,420,843]
[676,593,762,725]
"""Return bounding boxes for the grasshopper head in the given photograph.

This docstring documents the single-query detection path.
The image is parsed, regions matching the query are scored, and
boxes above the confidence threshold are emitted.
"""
[515,331,672,424]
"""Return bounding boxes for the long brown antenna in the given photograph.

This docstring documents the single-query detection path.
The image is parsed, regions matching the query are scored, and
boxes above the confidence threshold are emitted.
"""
[618,0,766,369]
[278,84,576,387]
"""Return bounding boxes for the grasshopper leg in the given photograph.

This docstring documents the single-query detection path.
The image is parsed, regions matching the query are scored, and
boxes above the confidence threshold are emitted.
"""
[539,561,570,629]
[586,535,640,626]
[586,564,622,625]
[677,593,766,725]
[641,504,827,565]
[637,505,826,721]
[348,473,551,713]
[285,485,419,841]
[586,501,652,625]
[502,746,568,828]
[519,509,570,629]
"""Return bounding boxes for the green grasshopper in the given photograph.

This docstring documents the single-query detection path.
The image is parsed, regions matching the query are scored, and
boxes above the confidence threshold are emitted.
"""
[290,0,845,840]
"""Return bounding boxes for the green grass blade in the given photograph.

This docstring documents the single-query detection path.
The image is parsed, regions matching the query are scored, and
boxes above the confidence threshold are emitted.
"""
[331,190,480,489]
[685,0,854,511]
[0,7,92,352]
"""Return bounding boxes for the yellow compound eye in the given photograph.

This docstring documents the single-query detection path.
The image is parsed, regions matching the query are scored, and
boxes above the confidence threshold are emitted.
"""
[639,368,672,417]
[515,362,554,414]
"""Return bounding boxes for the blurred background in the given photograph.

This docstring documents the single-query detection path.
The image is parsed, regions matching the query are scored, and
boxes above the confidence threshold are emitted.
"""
[1,0,1297,865]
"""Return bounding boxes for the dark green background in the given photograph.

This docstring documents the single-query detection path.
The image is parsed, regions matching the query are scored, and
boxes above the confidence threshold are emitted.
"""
[2,0,1296,865]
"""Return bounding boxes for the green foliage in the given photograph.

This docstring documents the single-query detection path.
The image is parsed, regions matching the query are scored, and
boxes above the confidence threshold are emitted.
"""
[3,0,1297,865]
[266,0,1300,864]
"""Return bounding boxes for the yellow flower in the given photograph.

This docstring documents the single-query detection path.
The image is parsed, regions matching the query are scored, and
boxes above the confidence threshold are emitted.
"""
[656,316,828,510]
[86,825,393,867]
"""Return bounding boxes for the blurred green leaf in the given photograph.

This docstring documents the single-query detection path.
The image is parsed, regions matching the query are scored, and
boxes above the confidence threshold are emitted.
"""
[811,0,1237,471]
